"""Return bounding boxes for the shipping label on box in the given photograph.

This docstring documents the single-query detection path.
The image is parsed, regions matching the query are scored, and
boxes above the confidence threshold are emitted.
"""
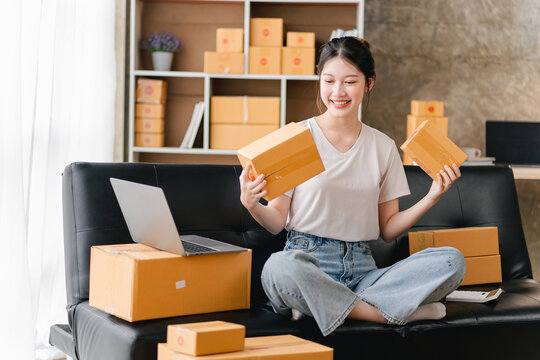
[249,47,281,75]
[400,120,467,180]
[136,78,167,104]
[210,96,280,125]
[411,100,444,117]
[158,334,333,360]
[407,115,448,138]
[409,227,499,257]
[237,122,325,201]
[286,32,316,48]
[135,118,165,133]
[89,244,252,322]
[204,52,244,74]
[210,124,279,150]
[135,133,165,147]
[135,103,165,119]
[167,321,245,356]
[463,255,502,285]
[250,18,283,47]
[282,47,315,75]
[216,28,244,53]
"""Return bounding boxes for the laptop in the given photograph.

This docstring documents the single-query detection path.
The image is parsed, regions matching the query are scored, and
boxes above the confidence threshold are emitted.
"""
[110,177,248,256]
[486,121,540,166]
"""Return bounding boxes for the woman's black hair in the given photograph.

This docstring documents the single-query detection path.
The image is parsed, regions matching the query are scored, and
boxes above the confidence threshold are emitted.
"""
[316,37,376,115]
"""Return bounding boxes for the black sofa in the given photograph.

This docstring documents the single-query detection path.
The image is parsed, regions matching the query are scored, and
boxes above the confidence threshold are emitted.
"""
[50,162,540,360]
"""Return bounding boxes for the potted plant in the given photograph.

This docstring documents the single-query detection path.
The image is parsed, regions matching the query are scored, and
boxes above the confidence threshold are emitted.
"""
[141,31,182,71]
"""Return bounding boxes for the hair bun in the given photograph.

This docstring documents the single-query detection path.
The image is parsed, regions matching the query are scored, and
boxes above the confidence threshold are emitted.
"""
[356,37,371,50]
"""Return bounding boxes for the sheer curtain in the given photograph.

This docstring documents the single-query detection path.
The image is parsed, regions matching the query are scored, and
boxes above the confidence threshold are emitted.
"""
[0,0,116,359]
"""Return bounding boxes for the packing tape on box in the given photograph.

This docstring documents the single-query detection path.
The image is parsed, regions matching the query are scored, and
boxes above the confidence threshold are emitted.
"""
[243,96,248,124]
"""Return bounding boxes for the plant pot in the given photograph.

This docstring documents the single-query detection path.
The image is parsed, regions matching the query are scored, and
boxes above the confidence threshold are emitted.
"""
[152,51,174,71]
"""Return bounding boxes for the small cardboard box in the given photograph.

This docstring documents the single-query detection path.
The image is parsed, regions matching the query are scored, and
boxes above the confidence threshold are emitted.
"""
[210,96,280,125]
[250,18,283,47]
[216,28,244,53]
[400,120,467,180]
[237,122,325,201]
[411,100,444,117]
[409,227,499,257]
[135,103,165,119]
[281,47,315,75]
[204,52,244,74]
[157,335,333,360]
[463,255,502,285]
[407,115,448,138]
[210,124,279,150]
[89,244,251,322]
[249,47,281,75]
[135,133,164,147]
[135,118,165,133]
[136,78,167,104]
[167,321,245,356]
[286,32,316,48]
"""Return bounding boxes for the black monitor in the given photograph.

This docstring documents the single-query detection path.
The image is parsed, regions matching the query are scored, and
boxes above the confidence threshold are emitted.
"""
[486,121,540,165]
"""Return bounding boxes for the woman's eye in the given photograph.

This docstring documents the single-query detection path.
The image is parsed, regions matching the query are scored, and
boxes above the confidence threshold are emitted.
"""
[346,81,357,85]
[324,80,333,83]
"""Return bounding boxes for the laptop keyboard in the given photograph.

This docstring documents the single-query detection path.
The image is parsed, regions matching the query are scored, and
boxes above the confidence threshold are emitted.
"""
[181,240,217,254]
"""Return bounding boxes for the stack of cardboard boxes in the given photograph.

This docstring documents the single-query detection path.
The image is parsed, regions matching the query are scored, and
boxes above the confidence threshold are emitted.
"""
[282,31,316,75]
[135,78,167,147]
[204,28,244,74]
[158,321,333,360]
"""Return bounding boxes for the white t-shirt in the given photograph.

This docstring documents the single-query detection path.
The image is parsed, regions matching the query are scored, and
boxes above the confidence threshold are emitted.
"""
[284,117,411,242]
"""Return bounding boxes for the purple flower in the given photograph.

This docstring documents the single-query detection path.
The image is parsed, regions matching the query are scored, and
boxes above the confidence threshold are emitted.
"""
[140,31,182,52]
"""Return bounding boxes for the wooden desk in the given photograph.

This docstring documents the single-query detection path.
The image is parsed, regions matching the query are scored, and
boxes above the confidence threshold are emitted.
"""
[511,166,540,181]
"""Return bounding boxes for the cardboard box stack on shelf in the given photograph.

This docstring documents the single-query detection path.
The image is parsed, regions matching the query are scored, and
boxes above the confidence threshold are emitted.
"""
[249,18,283,74]
[409,227,502,285]
[403,100,448,165]
[282,32,316,75]
[135,78,167,147]
[204,28,244,74]
[210,96,280,150]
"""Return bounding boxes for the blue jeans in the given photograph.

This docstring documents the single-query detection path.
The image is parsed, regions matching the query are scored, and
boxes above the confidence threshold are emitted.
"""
[261,230,466,336]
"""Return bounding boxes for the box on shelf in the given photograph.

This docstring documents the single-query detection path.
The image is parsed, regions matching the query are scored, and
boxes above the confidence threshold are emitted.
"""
[237,122,325,201]
[463,255,502,285]
[158,335,333,360]
[286,32,316,48]
[167,321,245,356]
[411,100,444,117]
[210,124,279,150]
[204,52,244,74]
[400,120,467,180]
[136,78,167,104]
[89,244,251,322]
[281,47,315,75]
[135,133,165,147]
[216,28,244,53]
[135,103,165,119]
[135,118,165,133]
[250,18,283,47]
[249,47,281,75]
[210,96,280,125]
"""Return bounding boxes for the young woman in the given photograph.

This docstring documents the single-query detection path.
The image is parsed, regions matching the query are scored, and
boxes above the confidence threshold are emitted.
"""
[239,37,465,336]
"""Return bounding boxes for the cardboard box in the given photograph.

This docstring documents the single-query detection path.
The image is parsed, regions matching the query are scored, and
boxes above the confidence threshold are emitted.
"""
[409,227,499,257]
[282,47,315,75]
[167,321,245,356]
[210,96,280,125]
[463,255,502,285]
[216,28,244,53]
[407,115,448,138]
[204,52,244,74]
[135,133,165,147]
[411,100,444,117]
[136,78,167,104]
[237,122,325,201]
[89,244,251,322]
[249,47,281,75]
[158,335,333,360]
[135,103,165,118]
[400,120,467,180]
[135,118,165,133]
[210,124,279,150]
[286,32,316,48]
[250,18,283,47]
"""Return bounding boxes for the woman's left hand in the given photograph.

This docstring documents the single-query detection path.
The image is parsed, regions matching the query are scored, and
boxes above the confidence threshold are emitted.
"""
[426,164,461,202]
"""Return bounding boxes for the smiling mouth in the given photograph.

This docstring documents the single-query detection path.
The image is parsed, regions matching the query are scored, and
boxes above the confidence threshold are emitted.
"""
[331,100,351,107]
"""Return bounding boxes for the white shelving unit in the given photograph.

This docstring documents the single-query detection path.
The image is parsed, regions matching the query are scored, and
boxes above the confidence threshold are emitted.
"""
[128,0,364,162]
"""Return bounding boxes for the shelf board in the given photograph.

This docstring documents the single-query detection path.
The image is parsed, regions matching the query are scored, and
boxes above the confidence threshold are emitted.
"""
[511,166,540,181]
[134,70,318,81]
[133,146,237,156]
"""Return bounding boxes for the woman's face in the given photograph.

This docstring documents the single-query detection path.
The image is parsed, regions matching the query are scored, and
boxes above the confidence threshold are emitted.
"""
[319,56,369,120]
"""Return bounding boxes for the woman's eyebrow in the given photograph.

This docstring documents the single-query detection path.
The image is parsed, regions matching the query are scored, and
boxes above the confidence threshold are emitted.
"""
[321,73,359,77]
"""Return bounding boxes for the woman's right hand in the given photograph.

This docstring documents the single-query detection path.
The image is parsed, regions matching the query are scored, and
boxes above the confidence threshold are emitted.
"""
[239,163,267,211]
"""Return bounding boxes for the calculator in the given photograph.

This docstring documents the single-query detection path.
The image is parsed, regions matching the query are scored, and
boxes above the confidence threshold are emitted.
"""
[446,288,503,303]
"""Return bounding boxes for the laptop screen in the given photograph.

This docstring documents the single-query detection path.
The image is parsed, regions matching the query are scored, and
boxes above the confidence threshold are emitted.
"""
[486,121,540,165]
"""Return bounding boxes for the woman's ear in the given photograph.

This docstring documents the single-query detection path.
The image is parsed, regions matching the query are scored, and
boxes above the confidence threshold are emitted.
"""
[365,78,374,92]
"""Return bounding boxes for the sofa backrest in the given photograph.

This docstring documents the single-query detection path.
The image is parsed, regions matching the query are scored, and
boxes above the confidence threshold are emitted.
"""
[62,163,531,319]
